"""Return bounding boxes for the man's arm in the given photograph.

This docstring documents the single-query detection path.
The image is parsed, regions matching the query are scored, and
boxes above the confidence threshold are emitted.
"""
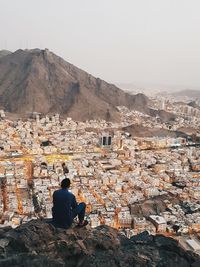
[52,191,56,205]
[71,194,78,210]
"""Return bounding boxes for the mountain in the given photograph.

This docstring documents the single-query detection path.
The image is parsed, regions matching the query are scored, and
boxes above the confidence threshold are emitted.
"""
[0,220,199,267]
[0,48,151,121]
[0,50,12,59]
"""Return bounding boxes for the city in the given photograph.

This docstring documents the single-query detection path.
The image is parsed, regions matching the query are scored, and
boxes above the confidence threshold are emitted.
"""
[0,95,200,254]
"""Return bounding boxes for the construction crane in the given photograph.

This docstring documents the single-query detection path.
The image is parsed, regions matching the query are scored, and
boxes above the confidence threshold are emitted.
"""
[1,177,8,212]
[14,168,23,215]
[25,160,33,181]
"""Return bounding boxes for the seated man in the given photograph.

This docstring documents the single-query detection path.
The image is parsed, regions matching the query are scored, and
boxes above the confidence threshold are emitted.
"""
[52,178,87,228]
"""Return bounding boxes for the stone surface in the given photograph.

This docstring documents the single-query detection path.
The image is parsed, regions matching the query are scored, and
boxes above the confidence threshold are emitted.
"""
[0,220,199,267]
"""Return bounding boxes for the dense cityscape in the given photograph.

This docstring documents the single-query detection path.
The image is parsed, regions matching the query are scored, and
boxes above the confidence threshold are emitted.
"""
[1,0,200,265]
[0,94,200,254]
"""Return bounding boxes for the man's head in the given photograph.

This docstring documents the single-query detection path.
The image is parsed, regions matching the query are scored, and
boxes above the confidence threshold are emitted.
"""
[61,178,71,189]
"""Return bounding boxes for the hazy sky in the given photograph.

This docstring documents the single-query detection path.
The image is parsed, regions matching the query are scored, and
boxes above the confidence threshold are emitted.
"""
[0,0,200,89]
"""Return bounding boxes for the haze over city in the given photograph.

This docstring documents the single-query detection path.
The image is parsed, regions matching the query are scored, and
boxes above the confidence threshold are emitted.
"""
[1,0,200,90]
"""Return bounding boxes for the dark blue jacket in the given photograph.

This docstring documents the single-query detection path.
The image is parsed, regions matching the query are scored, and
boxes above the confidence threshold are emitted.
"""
[52,188,77,228]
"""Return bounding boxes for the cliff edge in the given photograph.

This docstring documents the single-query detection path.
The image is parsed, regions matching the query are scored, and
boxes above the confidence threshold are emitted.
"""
[0,220,200,267]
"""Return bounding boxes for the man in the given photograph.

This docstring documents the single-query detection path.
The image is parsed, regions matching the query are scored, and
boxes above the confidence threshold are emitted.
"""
[52,178,87,228]
[62,162,69,176]
[32,192,42,215]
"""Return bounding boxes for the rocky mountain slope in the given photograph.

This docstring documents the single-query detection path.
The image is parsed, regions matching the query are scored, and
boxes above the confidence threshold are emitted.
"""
[0,220,199,267]
[0,49,151,121]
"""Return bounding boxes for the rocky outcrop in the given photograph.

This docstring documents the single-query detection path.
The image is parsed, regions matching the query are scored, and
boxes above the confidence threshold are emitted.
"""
[0,220,199,267]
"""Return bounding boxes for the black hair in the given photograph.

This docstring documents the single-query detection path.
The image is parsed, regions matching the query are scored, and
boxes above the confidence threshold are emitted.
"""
[61,178,71,189]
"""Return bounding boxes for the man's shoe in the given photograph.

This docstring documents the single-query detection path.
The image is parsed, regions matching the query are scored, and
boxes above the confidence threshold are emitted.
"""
[77,220,88,227]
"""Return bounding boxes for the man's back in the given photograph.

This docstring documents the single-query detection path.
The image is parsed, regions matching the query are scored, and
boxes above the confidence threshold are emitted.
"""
[52,188,77,228]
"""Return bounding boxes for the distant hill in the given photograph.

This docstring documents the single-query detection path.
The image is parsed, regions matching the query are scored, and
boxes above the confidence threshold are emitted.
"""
[122,124,187,138]
[0,48,175,121]
[172,89,200,98]
[0,50,12,58]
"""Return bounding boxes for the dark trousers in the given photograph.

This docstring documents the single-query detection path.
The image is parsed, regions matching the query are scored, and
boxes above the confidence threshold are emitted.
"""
[72,202,86,223]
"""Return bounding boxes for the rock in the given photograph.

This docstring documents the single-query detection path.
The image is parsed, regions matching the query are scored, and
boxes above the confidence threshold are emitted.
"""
[0,219,199,267]
[130,230,154,244]
[0,226,12,236]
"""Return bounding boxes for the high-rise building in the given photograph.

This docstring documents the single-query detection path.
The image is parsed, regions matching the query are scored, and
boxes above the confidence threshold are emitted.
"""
[100,135,112,146]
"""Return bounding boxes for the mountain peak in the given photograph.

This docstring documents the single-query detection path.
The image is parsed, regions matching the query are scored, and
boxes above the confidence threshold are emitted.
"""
[0,48,151,121]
